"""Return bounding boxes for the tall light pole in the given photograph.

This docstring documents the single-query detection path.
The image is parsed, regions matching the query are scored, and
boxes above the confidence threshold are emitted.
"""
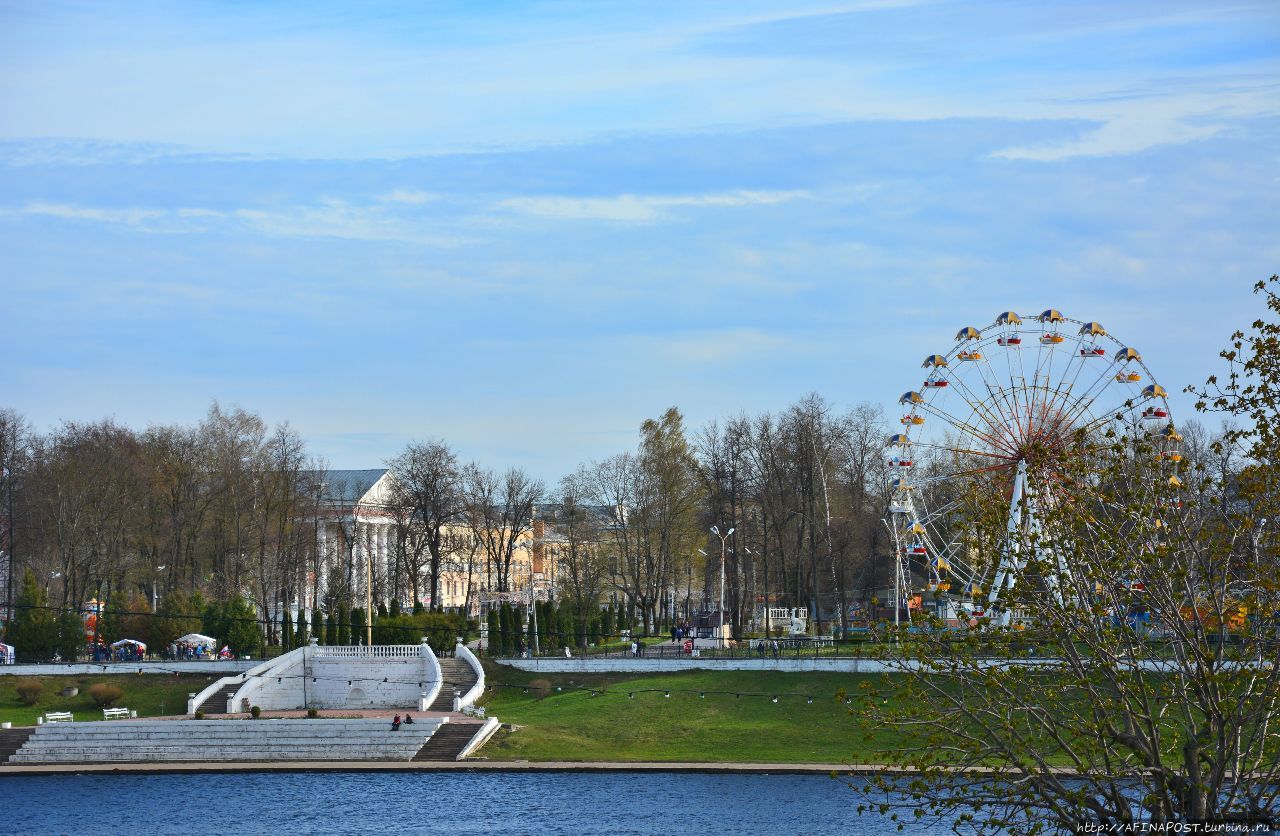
[528,552,539,656]
[152,565,166,613]
[710,525,734,648]
[3,466,12,635]
[364,520,373,648]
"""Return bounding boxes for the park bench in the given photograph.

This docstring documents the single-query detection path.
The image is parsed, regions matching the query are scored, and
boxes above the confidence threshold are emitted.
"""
[43,711,74,723]
[102,708,130,720]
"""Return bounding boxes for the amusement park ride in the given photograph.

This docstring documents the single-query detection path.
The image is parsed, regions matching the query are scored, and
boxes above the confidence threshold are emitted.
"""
[885,310,1180,629]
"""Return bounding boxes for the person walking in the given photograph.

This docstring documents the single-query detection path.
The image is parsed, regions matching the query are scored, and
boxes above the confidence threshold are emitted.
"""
[771,639,780,660]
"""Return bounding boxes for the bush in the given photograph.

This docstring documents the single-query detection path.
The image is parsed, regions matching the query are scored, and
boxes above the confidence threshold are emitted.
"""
[88,684,124,707]
[306,708,318,718]
[250,705,261,719]
[15,679,43,706]
[528,678,552,700]
[194,710,205,720]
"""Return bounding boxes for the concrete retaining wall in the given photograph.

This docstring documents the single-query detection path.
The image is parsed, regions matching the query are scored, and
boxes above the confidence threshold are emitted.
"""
[499,657,1186,674]
[499,657,899,674]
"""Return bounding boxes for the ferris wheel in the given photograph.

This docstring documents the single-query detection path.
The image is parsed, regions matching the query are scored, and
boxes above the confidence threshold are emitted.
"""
[885,309,1180,628]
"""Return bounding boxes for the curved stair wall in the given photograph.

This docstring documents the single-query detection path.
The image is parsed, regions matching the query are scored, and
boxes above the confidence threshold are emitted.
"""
[188,647,306,714]
[454,642,485,710]
[189,640,442,713]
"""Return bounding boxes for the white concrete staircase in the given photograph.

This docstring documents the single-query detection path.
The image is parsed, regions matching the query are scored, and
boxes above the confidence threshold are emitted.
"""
[8,718,447,763]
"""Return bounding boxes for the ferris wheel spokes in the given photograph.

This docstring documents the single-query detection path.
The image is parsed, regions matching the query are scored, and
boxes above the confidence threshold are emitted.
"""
[886,308,1175,629]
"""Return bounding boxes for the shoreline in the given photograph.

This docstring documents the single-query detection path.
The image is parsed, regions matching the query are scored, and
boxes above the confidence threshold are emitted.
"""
[0,760,1081,777]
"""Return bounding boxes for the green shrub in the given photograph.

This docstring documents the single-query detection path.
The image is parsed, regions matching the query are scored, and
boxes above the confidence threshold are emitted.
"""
[528,678,552,700]
[194,710,205,720]
[88,684,124,707]
[250,705,261,719]
[306,708,319,718]
[15,679,43,706]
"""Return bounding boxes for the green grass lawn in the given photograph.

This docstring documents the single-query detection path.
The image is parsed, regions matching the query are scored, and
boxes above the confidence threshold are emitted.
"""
[0,674,219,726]
[477,665,903,763]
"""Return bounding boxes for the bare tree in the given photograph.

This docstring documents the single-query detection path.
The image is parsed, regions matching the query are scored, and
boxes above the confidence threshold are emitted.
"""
[387,440,465,611]
[855,279,1280,830]
[464,464,544,594]
[555,471,610,632]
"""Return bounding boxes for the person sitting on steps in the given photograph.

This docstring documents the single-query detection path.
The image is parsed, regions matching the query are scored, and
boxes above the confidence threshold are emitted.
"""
[391,714,401,731]
[403,712,414,725]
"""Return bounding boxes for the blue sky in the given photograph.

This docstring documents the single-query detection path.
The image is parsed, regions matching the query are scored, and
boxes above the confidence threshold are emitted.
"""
[1,1,1277,479]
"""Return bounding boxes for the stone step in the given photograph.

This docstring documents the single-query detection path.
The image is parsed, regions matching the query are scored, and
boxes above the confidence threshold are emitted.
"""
[11,750,426,763]
[24,736,438,748]
[33,719,424,731]
[14,748,427,761]
[33,723,441,736]
[412,723,482,761]
[16,742,428,755]
[0,728,35,764]
[198,683,240,714]
[13,728,442,763]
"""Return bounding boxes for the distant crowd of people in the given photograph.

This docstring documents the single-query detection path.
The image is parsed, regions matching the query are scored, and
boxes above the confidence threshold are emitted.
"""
[89,644,146,662]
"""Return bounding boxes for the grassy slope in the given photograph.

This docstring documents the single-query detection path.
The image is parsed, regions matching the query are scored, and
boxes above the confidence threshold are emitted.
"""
[0,674,219,726]
[478,665,902,763]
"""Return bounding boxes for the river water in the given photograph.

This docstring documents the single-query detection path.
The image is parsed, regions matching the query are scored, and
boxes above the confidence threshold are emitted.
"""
[1,771,952,834]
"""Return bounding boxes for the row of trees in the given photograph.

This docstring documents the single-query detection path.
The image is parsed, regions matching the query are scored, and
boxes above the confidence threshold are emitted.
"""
[3,563,467,661]
[0,402,319,647]
[1,390,1241,652]
[390,400,899,637]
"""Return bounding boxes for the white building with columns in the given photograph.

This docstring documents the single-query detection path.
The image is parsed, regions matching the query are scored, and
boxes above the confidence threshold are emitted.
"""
[301,469,570,618]
[305,469,400,612]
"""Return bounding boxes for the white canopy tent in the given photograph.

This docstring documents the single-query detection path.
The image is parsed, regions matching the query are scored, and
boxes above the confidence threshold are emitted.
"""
[111,638,147,650]
[175,633,216,646]
[0,641,14,664]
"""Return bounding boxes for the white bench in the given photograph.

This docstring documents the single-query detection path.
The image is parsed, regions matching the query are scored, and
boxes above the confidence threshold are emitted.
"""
[103,708,130,720]
[43,711,74,723]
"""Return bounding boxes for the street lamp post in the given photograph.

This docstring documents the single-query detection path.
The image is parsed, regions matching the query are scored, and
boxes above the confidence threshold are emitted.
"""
[364,520,373,648]
[710,525,734,648]
[3,466,13,633]
[528,555,539,657]
[152,565,166,613]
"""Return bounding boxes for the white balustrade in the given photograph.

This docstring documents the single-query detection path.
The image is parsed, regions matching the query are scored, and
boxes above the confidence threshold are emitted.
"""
[312,644,424,658]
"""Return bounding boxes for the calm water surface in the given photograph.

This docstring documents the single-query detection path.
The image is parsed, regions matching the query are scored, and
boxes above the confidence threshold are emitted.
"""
[2,772,950,835]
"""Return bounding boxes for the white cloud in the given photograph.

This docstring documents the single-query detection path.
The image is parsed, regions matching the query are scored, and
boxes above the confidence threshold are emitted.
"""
[377,189,438,205]
[643,328,810,365]
[2,199,475,247]
[992,82,1278,161]
[498,189,809,222]
[13,202,169,226]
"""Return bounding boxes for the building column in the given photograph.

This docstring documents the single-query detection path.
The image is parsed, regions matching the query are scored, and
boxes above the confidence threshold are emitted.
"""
[353,519,366,603]
[377,523,392,605]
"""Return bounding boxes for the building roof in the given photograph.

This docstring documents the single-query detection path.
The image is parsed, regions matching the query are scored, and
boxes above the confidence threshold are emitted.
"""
[301,469,389,505]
